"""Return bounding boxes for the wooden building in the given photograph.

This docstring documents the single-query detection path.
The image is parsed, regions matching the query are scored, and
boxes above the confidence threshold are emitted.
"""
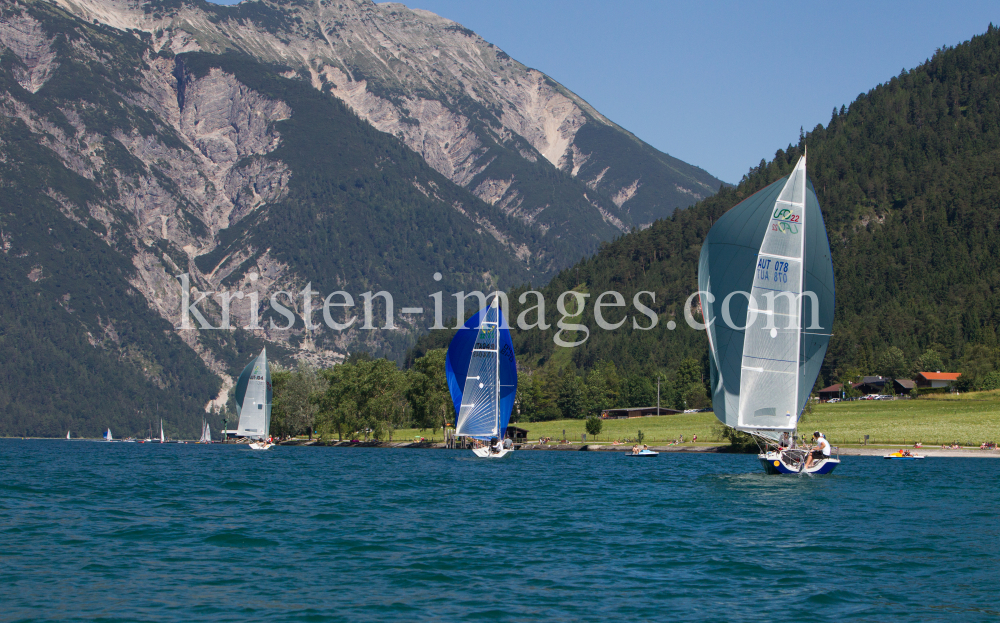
[600,406,683,419]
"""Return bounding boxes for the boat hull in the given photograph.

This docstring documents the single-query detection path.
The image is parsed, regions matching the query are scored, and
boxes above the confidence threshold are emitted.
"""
[471,446,512,458]
[626,451,659,457]
[248,442,273,451]
[759,452,839,475]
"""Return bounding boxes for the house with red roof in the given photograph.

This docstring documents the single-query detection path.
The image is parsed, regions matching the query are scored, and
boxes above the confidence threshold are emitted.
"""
[915,372,962,389]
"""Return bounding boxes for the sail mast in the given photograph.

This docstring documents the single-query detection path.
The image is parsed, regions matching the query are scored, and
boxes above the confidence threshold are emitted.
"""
[494,295,501,438]
[793,154,808,427]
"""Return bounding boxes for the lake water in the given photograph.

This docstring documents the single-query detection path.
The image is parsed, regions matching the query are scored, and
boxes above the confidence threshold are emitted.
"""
[1,440,997,622]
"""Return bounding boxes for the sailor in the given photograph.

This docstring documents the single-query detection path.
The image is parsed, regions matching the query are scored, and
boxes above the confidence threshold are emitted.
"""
[779,432,795,449]
[490,436,502,454]
[804,431,831,469]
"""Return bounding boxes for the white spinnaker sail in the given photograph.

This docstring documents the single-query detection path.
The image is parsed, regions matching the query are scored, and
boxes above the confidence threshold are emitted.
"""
[738,156,808,436]
[454,303,500,438]
[236,349,271,440]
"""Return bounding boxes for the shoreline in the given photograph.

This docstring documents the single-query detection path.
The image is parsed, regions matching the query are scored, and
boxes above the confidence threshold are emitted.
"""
[275,439,1000,457]
[6,438,999,458]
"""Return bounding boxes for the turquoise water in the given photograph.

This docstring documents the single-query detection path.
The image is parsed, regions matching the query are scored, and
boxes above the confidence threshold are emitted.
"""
[1,440,997,622]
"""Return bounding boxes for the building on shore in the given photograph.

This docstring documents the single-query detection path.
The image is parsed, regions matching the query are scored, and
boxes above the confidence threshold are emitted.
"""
[601,406,683,419]
[915,372,962,389]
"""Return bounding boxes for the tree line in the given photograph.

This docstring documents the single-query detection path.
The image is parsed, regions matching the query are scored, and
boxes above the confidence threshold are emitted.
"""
[260,352,711,440]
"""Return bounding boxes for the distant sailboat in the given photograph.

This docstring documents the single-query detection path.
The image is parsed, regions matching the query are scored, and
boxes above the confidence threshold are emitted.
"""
[199,419,212,444]
[698,153,838,475]
[446,295,517,458]
[66,430,70,440]
[160,419,165,443]
[234,348,273,450]
[105,428,113,442]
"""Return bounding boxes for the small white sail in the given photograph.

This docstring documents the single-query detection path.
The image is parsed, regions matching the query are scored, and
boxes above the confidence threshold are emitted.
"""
[105,428,113,441]
[199,420,212,443]
[160,419,165,443]
[235,349,272,441]
[66,431,70,440]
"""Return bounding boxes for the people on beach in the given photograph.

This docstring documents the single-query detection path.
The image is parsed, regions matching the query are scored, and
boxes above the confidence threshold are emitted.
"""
[805,431,831,469]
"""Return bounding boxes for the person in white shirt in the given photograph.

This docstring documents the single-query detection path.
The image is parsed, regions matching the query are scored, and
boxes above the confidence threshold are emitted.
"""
[805,431,831,469]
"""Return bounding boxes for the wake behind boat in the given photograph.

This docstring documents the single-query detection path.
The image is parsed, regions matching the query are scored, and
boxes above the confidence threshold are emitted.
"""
[699,153,839,475]
[234,348,273,450]
[446,295,517,458]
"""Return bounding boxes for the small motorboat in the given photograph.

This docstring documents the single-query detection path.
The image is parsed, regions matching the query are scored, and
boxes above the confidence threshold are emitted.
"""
[884,451,924,460]
[627,450,659,457]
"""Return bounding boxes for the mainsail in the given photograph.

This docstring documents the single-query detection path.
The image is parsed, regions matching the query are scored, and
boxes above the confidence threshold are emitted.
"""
[234,348,272,440]
[446,297,517,440]
[698,155,834,439]
[199,420,211,443]
[160,419,165,443]
[105,428,113,441]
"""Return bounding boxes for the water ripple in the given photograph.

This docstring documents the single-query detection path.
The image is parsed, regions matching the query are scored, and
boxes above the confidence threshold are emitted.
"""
[1,440,997,621]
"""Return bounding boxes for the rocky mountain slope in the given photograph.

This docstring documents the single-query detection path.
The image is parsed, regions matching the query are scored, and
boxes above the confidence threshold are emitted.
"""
[53,0,724,236]
[0,0,723,436]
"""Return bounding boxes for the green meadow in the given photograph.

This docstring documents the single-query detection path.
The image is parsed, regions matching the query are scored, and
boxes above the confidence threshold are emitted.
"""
[391,391,1000,447]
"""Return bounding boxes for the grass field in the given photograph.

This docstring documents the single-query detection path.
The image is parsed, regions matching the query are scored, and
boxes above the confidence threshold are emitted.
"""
[388,392,1000,447]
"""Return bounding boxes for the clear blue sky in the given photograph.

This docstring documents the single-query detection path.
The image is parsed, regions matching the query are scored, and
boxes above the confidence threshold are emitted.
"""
[212,0,999,183]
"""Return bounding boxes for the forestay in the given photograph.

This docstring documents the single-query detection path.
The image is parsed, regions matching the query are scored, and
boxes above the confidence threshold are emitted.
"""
[698,155,834,439]
[235,348,272,440]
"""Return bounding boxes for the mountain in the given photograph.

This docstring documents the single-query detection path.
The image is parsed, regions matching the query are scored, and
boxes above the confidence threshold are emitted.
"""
[51,0,724,238]
[0,0,721,436]
[412,26,1000,409]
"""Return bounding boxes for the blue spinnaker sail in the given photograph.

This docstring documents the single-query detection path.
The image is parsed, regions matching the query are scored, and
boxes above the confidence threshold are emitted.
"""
[445,300,517,440]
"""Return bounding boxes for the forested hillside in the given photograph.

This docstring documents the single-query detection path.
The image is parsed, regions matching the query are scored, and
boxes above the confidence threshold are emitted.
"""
[411,26,1000,418]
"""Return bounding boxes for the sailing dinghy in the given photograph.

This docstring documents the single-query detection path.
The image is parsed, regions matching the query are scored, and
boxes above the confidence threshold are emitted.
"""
[105,428,113,442]
[446,296,517,458]
[198,419,212,444]
[698,153,839,475]
[234,348,273,450]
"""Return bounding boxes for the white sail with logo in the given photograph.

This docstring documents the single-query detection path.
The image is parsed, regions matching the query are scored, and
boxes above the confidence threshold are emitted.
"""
[736,157,809,436]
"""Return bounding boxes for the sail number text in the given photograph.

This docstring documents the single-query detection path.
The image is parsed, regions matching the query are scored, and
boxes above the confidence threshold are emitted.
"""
[756,258,789,283]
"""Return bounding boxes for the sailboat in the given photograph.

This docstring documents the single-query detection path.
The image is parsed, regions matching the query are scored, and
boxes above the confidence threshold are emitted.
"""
[698,153,839,475]
[446,295,517,458]
[66,430,70,440]
[105,428,113,442]
[198,419,212,444]
[234,348,273,450]
[160,419,165,443]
